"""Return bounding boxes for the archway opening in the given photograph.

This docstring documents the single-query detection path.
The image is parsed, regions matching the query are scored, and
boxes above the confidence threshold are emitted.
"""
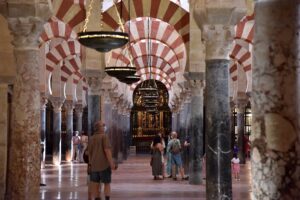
[131,80,171,153]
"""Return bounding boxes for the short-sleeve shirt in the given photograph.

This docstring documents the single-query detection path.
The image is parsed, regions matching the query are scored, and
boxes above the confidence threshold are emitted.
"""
[88,133,111,172]
[231,157,240,164]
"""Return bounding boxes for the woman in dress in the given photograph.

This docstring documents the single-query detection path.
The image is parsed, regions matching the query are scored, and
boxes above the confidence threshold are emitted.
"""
[151,135,164,180]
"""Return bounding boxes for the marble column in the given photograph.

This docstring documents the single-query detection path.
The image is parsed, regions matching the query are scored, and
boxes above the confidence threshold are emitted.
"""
[6,17,46,199]
[64,100,74,162]
[50,97,64,165]
[205,59,232,199]
[111,107,118,160]
[75,104,83,134]
[251,1,300,199]
[0,84,8,199]
[178,103,188,140]
[230,101,236,150]
[188,80,204,185]
[40,96,48,168]
[86,73,102,136]
[236,99,247,164]
[183,98,192,174]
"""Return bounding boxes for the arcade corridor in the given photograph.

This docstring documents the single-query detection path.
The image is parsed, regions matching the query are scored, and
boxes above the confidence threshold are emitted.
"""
[40,155,252,200]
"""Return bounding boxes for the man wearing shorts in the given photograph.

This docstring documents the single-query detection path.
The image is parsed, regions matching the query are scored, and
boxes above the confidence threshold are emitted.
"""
[170,132,188,181]
[88,121,117,200]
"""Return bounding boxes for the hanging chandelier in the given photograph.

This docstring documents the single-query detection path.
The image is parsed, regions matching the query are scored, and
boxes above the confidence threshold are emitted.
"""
[105,1,139,83]
[78,0,129,52]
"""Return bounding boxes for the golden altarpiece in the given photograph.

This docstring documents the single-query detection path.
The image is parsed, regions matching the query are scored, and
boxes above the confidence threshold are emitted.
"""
[131,81,171,153]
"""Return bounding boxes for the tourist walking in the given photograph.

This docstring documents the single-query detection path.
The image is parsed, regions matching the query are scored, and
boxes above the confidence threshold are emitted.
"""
[231,153,240,181]
[88,121,117,200]
[72,131,81,162]
[150,134,164,180]
[169,132,188,181]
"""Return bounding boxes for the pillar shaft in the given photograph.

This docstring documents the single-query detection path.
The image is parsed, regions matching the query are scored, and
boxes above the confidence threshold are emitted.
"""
[88,95,100,136]
[251,1,300,199]
[50,97,64,165]
[0,84,8,198]
[236,100,247,164]
[75,104,83,133]
[64,100,74,162]
[205,59,232,199]
[188,81,204,185]
[6,17,44,200]
[40,97,47,167]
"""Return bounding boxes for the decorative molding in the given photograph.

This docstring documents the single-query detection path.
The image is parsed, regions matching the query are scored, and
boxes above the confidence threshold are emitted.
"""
[7,17,45,50]
[202,24,235,60]
[75,103,83,117]
[49,96,64,113]
[64,100,74,115]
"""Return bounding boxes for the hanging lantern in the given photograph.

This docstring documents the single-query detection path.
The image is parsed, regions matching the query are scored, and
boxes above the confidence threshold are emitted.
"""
[118,74,141,85]
[104,1,137,79]
[78,0,129,52]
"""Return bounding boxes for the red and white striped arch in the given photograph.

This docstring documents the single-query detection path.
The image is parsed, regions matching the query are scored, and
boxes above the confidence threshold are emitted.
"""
[235,14,254,44]
[133,56,176,82]
[46,40,81,72]
[130,75,172,90]
[102,0,189,43]
[61,56,82,82]
[136,67,173,85]
[52,0,86,31]
[123,18,187,68]
[40,17,77,44]
[229,60,238,82]
[230,43,251,70]
[109,39,181,72]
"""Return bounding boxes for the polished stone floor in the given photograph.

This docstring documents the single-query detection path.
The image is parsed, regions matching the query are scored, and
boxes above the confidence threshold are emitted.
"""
[40,155,252,199]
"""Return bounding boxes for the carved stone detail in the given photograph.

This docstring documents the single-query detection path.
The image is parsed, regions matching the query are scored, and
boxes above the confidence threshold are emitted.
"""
[49,97,64,113]
[87,76,102,95]
[40,96,48,111]
[202,25,234,60]
[75,103,83,117]
[8,17,44,49]
[64,100,74,115]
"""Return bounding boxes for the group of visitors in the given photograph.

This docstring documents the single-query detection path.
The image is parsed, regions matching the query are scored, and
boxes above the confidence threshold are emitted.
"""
[150,131,188,181]
[72,131,88,163]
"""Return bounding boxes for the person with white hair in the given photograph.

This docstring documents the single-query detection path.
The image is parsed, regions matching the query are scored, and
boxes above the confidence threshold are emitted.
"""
[72,131,81,162]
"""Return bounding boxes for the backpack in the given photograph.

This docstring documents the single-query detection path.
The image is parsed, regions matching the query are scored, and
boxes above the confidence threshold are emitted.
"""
[171,140,181,154]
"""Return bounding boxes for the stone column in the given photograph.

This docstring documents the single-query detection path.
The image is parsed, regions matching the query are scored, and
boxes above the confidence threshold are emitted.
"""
[111,107,118,159]
[86,71,102,136]
[6,17,46,199]
[236,99,247,164]
[182,96,192,174]
[202,24,237,200]
[75,103,83,133]
[64,100,74,162]
[194,1,246,195]
[50,97,64,165]
[251,1,300,199]
[40,96,48,168]
[0,84,8,199]
[188,79,205,185]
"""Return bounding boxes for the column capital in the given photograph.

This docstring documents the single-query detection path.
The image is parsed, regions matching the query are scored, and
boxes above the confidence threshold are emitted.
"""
[85,70,103,95]
[235,98,248,113]
[49,97,64,113]
[75,103,83,116]
[7,17,45,50]
[40,96,48,111]
[192,1,246,60]
[64,100,74,115]
[202,24,235,60]
[189,79,205,96]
